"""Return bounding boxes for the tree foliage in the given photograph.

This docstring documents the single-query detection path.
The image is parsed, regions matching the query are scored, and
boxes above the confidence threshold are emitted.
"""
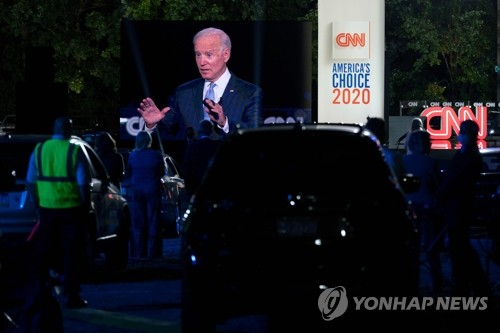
[386,0,496,116]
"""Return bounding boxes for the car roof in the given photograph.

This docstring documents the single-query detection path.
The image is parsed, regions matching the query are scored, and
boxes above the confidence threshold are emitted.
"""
[235,122,366,136]
[0,133,52,143]
[197,123,394,199]
[0,133,87,144]
[480,147,500,154]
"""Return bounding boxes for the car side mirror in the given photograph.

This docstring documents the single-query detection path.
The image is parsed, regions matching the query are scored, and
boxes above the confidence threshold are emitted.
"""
[400,173,420,194]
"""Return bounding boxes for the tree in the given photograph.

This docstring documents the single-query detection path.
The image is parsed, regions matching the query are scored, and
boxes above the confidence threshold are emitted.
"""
[385,0,496,116]
[0,0,121,132]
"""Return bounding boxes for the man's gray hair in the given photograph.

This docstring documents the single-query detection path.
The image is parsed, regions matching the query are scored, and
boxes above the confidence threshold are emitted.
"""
[193,27,231,51]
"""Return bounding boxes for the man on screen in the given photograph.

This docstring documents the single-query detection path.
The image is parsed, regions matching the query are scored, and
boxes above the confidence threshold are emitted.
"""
[137,27,263,141]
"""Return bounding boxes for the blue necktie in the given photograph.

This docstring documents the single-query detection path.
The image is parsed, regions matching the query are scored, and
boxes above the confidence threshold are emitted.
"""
[203,82,215,120]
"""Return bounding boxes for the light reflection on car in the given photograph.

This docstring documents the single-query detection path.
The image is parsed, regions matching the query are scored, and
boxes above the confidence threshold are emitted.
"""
[0,134,131,270]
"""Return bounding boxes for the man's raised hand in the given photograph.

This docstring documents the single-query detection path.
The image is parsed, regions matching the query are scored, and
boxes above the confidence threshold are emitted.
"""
[137,97,170,128]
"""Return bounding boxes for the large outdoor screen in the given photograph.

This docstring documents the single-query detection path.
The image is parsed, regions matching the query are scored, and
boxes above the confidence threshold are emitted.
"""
[120,20,313,147]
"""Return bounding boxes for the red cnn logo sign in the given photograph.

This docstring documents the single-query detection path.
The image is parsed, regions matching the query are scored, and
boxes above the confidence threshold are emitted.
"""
[336,33,366,47]
[420,106,487,140]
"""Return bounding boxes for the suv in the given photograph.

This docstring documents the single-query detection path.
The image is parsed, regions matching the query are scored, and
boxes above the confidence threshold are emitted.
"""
[181,123,419,332]
[0,134,131,269]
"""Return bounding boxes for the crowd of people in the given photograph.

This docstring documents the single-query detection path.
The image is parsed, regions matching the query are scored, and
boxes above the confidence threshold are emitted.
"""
[365,116,492,298]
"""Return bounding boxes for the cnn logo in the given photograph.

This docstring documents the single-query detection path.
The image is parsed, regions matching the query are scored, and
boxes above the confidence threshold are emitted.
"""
[336,33,366,47]
[421,106,487,140]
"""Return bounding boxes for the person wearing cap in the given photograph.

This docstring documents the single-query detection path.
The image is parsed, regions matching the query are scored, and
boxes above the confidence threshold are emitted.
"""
[182,119,221,196]
[26,116,91,309]
[436,119,491,297]
[364,117,405,180]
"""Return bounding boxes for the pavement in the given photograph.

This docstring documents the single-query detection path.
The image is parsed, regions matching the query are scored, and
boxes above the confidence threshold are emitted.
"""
[4,234,500,332]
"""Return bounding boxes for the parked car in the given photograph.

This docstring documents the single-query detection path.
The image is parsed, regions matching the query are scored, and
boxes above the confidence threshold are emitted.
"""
[475,148,500,256]
[181,123,419,332]
[0,133,131,270]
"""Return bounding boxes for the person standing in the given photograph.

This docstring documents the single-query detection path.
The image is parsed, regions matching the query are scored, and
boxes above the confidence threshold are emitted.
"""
[126,131,165,259]
[94,131,125,190]
[182,120,221,196]
[26,116,91,309]
[397,117,425,149]
[436,119,490,296]
[403,129,443,294]
[364,117,405,180]
[137,27,263,141]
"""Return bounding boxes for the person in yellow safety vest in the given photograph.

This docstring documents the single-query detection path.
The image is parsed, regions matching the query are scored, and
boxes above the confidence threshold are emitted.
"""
[26,116,91,309]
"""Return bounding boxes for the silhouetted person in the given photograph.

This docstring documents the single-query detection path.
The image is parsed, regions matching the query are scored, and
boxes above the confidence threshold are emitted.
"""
[182,120,221,196]
[186,126,196,145]
[94,131,125,190]
[436,120,490,296]
[26,116,91,309]
[403,129,443,294]
[365,117,405,179]
[397,117,424,149]
[126,131,165,259]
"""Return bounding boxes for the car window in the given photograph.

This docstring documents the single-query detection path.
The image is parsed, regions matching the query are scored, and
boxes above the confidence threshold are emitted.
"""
[482,153,500,172]
[164,155,183,178]
[80,143,108,180]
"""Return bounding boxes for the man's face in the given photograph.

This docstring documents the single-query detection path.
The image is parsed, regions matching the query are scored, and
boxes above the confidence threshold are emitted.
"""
[194,35,230,82]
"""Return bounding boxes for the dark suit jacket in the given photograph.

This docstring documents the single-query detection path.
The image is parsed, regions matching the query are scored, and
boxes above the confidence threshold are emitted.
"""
[126,148,165,195]
[436,144,483,227]
[157,73,263,140]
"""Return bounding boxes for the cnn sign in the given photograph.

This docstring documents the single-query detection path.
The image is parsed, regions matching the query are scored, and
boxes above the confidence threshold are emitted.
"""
[332,21,370,59]
[421,106,488,149]
[336,33,366,47]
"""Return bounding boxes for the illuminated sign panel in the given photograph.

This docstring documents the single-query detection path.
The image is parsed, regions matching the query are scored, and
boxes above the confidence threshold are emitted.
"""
[392,101,498,149]
[318,0,384,124]
[333,21,370,59]
[422,106,487,140]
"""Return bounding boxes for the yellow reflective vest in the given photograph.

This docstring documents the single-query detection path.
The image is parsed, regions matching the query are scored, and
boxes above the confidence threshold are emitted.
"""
[34,139,81,208]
